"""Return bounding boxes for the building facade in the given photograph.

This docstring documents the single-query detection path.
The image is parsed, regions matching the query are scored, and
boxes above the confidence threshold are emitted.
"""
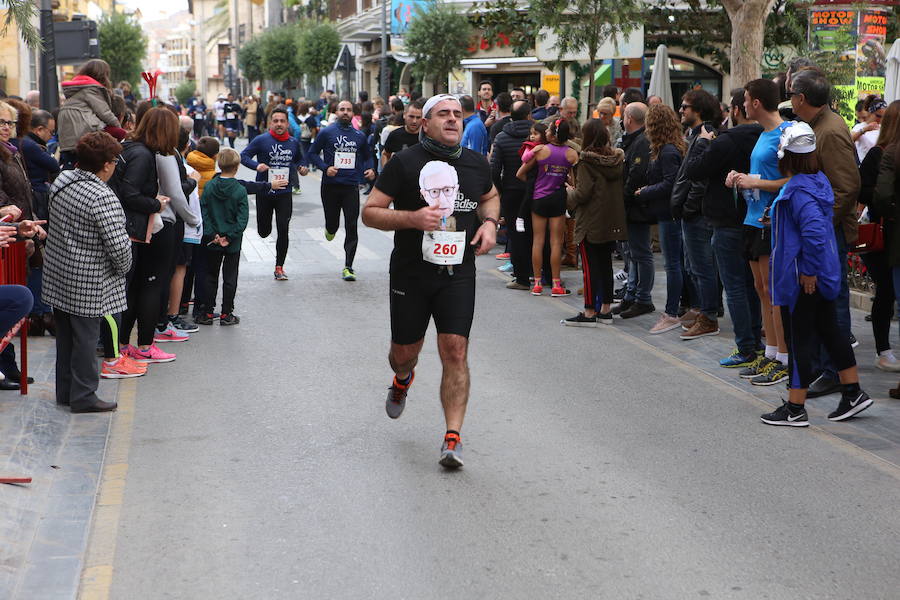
[189,0,266,104]
[328,0,729,117]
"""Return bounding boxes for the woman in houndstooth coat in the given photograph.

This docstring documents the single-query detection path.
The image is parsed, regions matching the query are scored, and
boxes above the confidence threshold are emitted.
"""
[42,132,131,412]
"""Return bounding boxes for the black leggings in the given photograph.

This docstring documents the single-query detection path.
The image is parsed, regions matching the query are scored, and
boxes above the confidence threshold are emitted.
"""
[256,193,293,267]
[203,244,240,314]
[121,222,176,346]
[861,251,894,353]
[781,290,856,390]
[100,314,120,359]
[579,240,615,310]
[321,183,360,268]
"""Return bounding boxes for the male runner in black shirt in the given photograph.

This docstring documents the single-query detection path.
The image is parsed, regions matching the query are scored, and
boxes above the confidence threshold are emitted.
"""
[362,94,500,469]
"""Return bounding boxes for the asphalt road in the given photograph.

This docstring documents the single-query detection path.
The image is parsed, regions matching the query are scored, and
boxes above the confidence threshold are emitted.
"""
[96,158,900,600]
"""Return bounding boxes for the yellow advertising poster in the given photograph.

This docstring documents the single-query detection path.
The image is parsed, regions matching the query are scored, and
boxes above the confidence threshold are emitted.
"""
[542,74,560,96]
[833,84,857,125]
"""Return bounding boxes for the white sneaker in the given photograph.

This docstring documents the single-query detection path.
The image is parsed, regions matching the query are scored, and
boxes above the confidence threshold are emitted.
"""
[649,313,681,335]
[876,353,900,372]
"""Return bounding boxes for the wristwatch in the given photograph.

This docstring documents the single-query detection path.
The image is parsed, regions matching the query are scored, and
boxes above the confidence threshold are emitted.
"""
[483,217,500,231]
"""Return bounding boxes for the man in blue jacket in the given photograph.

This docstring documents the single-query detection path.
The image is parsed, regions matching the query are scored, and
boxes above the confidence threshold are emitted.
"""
[308,100,374,281]
[240,106,307,281]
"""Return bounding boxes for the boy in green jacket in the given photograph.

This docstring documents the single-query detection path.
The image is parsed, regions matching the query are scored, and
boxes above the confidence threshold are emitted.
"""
[196,149,249,326]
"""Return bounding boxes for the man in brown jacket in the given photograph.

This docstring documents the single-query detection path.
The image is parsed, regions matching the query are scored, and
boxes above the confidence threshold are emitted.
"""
[789,67,860,397]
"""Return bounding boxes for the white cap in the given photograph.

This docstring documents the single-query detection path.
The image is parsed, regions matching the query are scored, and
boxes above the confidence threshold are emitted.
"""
[777,121,816,159]
[422,94,461,118]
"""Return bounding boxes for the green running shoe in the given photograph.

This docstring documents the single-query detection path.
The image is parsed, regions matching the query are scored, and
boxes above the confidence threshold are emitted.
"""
[325,230,336,241]
[342,267,356,281]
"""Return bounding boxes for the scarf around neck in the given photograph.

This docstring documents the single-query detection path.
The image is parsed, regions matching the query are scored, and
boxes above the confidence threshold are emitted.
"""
[269,128,290,142]
[420,134,461,160]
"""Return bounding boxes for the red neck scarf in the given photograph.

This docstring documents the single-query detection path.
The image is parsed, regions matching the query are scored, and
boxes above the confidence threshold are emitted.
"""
[270,128,290,142]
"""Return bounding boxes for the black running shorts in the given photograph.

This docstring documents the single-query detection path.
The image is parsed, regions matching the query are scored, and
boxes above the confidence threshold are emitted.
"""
[743,224,772,261]
[532,188,567,218]
[389,271,476,345]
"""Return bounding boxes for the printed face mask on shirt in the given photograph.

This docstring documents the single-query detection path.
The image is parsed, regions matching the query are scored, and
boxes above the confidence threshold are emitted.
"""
[419,161,459,220]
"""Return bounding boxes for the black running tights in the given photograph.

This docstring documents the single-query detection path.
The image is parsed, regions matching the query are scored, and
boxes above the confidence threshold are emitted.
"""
[120,222,176,347]
[256,193,293,267]
[579,240,615,310]
[781,290,857,390]
[321,183,360,268]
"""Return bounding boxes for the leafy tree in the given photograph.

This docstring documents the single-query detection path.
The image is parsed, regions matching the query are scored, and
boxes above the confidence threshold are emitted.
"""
[238,35,265,84]
[174,80,196,106]
[285,0,328,23]
[99,12,148,89]
[404,0,473,93]
[203,0,230,48]
[646,0,818,77]
[297,23,341,80]
[260,25,303,85]
[531,0,642,107]
[469,0,538,58]
[721,0,779,86]
[1,0,40,49]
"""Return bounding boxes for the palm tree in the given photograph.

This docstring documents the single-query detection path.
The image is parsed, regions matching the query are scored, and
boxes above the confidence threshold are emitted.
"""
[2,0,42,49]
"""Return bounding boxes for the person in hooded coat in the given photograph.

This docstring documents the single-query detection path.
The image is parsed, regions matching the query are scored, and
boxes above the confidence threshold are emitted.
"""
[561,118,626,326]
[761,122,873,427]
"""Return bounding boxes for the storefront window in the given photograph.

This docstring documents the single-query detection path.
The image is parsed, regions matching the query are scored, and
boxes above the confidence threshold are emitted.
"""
[643,55,723,106]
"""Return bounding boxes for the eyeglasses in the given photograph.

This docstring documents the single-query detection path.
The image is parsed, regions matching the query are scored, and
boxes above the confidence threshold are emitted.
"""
[108,158,120,165]
[679,104,692,111]
[787,91,802,97]
[0,120,15,128]
[424,186,457,199]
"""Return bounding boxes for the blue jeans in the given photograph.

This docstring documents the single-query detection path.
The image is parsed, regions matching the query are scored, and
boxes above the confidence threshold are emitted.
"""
[712,226,761,354]
[814,227,850,380]
[624,222,654,305]
[658,219,685,316]
[681,217,718,318]
[26,267,51,315]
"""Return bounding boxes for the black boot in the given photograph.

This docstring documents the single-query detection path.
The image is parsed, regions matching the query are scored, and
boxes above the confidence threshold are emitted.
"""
[27,316,44,336]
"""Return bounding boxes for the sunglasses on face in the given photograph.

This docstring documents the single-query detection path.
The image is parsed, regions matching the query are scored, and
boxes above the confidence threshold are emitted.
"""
[680,104,692,111]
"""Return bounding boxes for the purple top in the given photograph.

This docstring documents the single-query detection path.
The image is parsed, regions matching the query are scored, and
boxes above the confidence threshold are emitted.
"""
[532,143,571,199]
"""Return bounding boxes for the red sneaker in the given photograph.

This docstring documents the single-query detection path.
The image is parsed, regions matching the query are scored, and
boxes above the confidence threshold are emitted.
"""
[495,252,510,260]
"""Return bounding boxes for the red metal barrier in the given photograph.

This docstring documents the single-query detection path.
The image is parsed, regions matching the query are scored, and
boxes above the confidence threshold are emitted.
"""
[0,240,29,395]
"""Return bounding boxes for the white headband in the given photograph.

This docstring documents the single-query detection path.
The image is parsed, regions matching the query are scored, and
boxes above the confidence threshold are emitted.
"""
[423,94,460,118]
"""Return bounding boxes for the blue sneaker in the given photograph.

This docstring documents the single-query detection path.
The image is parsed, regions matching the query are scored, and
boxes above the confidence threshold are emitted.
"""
[719,349,757,368]
[497,261,513,273]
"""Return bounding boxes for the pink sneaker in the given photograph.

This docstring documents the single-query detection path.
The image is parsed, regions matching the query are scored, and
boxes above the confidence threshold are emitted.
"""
[153,324,189,343]
[131,344,176,363]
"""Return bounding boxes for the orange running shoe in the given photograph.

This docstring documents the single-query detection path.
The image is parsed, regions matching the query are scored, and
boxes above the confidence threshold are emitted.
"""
[101,356,147,379]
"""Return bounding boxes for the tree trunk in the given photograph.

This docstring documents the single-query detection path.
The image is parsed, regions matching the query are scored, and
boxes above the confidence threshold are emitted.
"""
[588,57,596,110]
[722,0,777,88]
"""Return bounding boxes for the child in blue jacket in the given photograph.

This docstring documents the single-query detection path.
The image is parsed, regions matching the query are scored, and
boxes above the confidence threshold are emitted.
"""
[761,122,872,427]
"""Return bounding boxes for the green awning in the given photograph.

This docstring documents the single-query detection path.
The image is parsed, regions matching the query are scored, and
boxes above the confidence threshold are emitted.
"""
[594,63,612,85]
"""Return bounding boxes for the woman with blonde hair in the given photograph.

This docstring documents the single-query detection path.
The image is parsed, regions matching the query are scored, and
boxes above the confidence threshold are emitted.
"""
[631,104,687,331]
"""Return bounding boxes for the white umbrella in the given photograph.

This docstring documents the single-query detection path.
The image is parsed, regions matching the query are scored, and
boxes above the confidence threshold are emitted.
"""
[647,44,673,109]
[885,40,900,103]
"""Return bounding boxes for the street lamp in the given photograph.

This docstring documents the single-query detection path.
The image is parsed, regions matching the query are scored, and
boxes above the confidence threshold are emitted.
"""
[380,0,389,100]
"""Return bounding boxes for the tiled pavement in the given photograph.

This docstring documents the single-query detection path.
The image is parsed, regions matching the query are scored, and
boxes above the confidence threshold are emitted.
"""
[0,335,117,600]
